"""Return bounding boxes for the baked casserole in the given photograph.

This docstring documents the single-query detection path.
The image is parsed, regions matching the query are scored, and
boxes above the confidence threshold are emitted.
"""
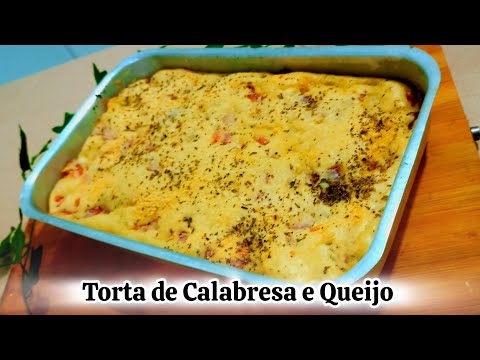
[49,68,421,283]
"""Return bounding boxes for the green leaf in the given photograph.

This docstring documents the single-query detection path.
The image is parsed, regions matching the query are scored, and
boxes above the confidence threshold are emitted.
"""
[93,63,108,85]
[19,125,31,180]
[30,139,52,166]
[52,112,74,134]
[159,45,168,48]
[0,226,15,257]
[11,225,25,263]
[283,45,295,47]
[205,45,225,48]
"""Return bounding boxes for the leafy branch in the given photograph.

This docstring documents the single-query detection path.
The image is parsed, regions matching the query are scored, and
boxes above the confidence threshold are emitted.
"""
[2,123,48,265]
[2,106,77,307]
[1,109,72,315]
[1,60,112,313]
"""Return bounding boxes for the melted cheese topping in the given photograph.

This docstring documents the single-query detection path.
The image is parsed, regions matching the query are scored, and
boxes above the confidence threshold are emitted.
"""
[49,69,421,283]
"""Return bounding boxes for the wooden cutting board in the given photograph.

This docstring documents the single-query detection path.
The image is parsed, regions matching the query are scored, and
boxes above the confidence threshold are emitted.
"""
[1,45,479,315]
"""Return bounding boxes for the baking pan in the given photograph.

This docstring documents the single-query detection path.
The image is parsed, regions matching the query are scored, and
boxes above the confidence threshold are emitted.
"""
[20,46,441,285]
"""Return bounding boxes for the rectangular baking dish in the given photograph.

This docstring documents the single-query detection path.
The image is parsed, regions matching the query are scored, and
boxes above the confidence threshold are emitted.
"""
[20,45,441,285]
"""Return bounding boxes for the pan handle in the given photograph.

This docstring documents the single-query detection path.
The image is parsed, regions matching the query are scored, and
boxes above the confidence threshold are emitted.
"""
[471,126,480,142]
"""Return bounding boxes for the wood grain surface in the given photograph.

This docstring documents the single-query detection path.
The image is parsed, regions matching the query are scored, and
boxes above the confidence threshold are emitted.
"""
[1,45,479,315]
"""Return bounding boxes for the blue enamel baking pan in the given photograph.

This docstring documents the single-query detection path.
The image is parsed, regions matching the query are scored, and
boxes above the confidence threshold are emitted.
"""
[20,46,441,285]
